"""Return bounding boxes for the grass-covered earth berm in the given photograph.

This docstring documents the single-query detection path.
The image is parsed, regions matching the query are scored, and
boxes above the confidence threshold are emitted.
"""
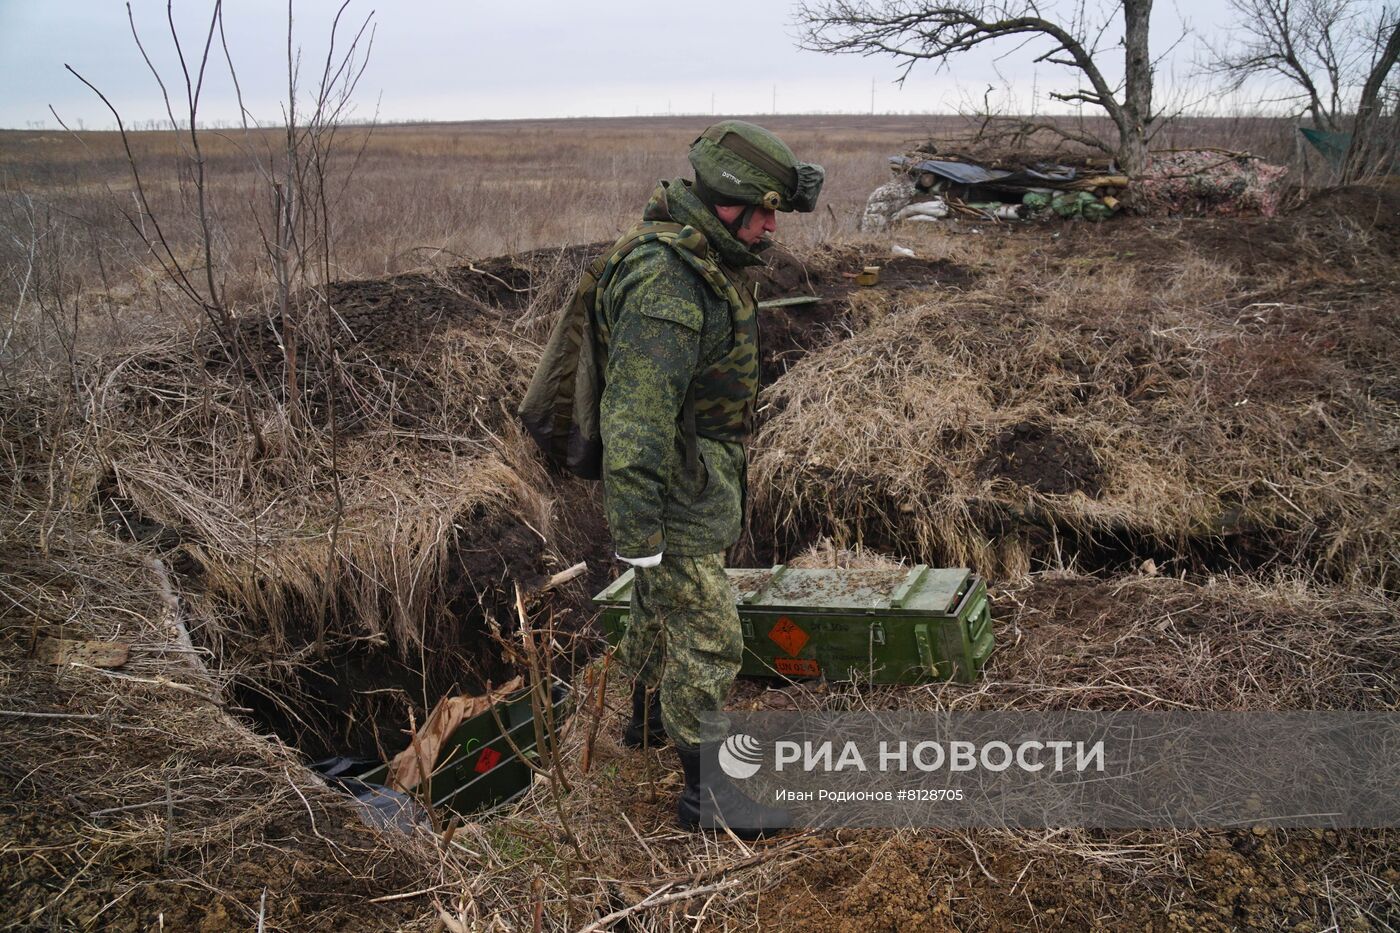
[2,181,1397,930]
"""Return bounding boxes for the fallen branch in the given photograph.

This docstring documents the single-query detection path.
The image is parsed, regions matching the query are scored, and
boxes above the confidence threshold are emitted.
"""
[574,879,741,933]
[367,884,451,904]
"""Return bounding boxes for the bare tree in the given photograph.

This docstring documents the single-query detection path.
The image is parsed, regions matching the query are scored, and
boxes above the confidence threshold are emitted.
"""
[796,0,1161,173]
[1343,12,1400,180]
[1209,0,1399,179]
[62,1,375,440]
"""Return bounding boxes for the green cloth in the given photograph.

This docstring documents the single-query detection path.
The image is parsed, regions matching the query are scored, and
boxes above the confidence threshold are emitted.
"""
[614,552,743,745]
[1083,200,1114,222]
[1299,127,1352,168]
[1051,191,1096,218]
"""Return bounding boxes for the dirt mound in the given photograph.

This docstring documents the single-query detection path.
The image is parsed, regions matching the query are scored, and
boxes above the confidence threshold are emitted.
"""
[749,208,1399,585]
[328,242,599,350]
[755,245,978,383]
[1002,181,1399,295]
[1297,183,1400,238]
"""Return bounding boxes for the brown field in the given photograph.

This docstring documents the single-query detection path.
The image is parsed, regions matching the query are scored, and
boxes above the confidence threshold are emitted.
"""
[2,115,1396,931]
[0,113,1303,314]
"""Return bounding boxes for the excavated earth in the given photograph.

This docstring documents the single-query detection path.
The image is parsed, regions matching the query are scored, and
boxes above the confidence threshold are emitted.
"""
[4,186,1398,930]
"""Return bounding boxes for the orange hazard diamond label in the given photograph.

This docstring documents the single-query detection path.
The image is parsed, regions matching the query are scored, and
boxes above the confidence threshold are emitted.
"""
[768,616,809,657]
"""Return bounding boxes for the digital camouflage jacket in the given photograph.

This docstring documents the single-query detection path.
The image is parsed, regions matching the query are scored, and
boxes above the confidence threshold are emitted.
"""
[597,179,763,559]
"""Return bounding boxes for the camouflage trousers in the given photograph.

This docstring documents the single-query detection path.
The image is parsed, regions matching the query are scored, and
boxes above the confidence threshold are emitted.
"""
[613,552,742,746]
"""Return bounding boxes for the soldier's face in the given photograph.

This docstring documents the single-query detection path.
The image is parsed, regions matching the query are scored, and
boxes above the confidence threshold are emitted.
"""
[714,204,778,247]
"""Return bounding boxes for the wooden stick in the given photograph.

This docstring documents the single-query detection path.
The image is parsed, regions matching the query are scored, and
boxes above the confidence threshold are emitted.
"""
[574,879,740,933]
[367,885,450,905]
[534,561,587,595]
[579,654,611,774]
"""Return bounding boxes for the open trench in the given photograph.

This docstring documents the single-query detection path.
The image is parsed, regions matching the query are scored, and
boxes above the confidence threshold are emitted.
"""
[104,207,1396,775]
[207,244,989,766]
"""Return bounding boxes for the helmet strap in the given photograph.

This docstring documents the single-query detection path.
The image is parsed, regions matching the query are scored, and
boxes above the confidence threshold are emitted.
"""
[732,203,757,238]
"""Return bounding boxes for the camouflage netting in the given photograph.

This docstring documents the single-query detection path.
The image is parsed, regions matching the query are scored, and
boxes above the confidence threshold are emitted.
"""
[1133,150,1290,217]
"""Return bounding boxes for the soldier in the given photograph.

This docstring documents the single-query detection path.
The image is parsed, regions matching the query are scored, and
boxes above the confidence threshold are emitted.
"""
[601,121,823,838]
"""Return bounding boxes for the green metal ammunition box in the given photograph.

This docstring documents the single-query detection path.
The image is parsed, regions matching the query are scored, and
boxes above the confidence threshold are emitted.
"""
[356,681,570,816]
[593,565,993,685]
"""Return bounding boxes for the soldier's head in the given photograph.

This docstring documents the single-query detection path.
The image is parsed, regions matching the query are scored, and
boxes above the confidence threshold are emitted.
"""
[689,120,824,248]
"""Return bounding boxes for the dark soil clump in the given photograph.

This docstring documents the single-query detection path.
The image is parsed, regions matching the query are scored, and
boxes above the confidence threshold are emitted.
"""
[980,422,1104,496]
[327,241,599,354]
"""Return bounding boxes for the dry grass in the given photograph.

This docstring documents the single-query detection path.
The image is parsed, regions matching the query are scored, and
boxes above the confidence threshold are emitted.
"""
[0,115,958,330]
[750,198,1400,589]
[395,568,1399,931]
[2,114,1397,929]
[0,465,450,930]
[0,113,1314,339]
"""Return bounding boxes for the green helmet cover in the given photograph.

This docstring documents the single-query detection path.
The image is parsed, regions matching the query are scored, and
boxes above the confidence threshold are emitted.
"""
[689,120,825,213]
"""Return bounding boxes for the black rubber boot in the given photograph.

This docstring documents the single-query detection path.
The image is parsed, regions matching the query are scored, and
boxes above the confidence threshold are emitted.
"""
[620,684,668,749]
[675,740,791,839]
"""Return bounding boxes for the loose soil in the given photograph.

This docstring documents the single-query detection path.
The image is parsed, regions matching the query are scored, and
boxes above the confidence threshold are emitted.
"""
[978,421,1105,496]
[756,245,977,384]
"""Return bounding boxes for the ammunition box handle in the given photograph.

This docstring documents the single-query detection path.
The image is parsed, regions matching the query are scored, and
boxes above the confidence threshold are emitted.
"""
[914,623,940,677]
[741,563,787,605]
[950,575,985,618]
[969,600,995,665]
[889,564,929,608]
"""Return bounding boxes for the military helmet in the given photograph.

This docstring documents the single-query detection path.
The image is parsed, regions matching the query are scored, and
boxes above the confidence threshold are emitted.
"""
[689,120,824,213]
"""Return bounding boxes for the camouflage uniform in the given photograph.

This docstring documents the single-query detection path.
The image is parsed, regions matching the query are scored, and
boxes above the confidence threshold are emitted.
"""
[601,178,760,745]
[614,554,741,745]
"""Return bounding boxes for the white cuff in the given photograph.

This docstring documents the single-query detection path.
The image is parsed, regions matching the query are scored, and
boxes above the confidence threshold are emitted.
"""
[617,552,662,568]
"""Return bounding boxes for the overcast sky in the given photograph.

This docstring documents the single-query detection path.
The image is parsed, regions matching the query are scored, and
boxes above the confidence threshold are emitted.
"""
[1,0,1276,129]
